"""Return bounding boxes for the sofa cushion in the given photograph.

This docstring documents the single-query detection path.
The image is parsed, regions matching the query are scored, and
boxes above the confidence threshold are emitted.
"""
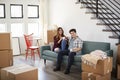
[43,50,57,58]
[43,50,82,62]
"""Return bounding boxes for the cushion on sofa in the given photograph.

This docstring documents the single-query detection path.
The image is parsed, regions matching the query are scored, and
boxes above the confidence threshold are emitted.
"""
[43,50,58,58]
[63,55,82,62]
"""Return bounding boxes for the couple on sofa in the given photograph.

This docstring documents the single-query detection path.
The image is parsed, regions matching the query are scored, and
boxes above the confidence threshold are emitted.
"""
[53,27,83,74]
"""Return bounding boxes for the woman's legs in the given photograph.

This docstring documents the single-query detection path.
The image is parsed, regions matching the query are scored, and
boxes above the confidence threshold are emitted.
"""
[61,39,67,51]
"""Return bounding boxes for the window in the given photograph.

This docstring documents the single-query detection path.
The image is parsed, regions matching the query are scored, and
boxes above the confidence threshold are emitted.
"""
[28,5,39,18]
[10,4,23,18]
[28,23,40,36]
[11,23,24,37]
[0,4,5,18]
[0,24,6,32]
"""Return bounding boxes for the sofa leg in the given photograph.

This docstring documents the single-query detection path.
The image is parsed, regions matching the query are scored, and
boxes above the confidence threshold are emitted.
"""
[44,59,46,65]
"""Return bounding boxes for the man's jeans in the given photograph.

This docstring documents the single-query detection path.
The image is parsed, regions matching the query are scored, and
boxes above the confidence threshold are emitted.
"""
[56,50,76,71]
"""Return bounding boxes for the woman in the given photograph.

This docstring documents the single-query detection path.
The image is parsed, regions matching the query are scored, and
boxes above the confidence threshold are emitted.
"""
[53,27,68,52]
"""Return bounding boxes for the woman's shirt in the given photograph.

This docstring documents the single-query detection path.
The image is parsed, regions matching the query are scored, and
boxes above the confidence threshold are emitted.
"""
[52,36,61,51]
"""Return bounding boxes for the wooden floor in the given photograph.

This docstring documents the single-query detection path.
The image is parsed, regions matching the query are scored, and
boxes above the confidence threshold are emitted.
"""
[13,55,117,80]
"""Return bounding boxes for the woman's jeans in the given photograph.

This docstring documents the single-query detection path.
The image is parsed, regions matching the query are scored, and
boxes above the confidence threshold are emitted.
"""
[61,39,67,51]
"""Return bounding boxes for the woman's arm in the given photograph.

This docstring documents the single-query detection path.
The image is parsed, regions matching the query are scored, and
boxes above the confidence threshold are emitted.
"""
[53,36,60,47]
[57,37,62,44]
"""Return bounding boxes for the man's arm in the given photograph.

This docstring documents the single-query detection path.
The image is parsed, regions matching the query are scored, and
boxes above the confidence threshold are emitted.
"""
[72,38,83,52]
[72,47,82,52]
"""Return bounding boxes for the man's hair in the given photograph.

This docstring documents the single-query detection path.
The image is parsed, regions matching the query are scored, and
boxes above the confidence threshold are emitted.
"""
[69,29,76,33]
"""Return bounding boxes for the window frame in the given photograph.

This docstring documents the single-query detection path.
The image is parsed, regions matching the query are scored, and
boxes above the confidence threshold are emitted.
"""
[0,23,6,32]
[10,23,24,37]
[0,4,5,18]
[28,5,39,19]
[10,4,23,19]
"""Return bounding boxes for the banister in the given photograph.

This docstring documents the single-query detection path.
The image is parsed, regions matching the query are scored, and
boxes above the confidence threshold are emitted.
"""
[96,0,99,18]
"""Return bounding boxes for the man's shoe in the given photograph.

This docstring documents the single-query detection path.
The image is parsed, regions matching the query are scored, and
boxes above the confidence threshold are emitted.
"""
[53,68,60,71]
[64,70,70,74]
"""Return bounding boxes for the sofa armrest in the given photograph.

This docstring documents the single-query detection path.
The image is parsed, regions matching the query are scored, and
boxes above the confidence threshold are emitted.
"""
[40,45,51,55]
[105,50,113,57]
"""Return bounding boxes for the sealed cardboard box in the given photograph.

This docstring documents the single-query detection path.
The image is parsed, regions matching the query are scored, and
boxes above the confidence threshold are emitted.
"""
[1,64,38,80]
[0,33,12,50]
[0,68,1,80]
[117,45,120,64]
[118,64,120,79]
[82,72,111,80]
[0,50,13,68]
[82,57,113,75]
[47,30,57,44]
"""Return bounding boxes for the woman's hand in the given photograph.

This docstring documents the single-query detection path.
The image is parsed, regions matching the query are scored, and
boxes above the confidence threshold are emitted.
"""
[57,37,63,43]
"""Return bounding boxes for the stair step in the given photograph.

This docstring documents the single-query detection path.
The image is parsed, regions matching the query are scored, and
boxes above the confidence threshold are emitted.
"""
[80,6,109,10]
[81,2,101,5]
[102,29,120,32]
[85,12,114,14]
[99,17,120,20]
[109,36,119,39]
[97,23,120,26]
[82,0,96,2]
[91,17,120,20]
[75,2,81,4]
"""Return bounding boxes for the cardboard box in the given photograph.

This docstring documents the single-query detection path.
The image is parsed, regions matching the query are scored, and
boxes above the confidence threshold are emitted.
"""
[82,72,111,80]
[0,68,1,80]
[82,57,113,75]
[0,50,13,68]
[118,64,120,79]
[47,30,57,44]
[1,64,38,80]
[0,33,12,50]
[117,45,120,64]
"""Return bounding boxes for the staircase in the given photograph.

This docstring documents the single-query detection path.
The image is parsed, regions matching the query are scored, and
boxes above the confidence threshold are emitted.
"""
[76,0,120,44]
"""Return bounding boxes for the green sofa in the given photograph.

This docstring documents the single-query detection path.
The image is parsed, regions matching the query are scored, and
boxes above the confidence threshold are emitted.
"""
[40,41,113,66]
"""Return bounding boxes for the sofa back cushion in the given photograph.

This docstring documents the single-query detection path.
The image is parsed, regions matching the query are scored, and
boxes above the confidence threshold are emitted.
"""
[82,41,110,55]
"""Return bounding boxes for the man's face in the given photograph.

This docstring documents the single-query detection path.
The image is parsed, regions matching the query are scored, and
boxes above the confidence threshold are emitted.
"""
[70,31,76,38]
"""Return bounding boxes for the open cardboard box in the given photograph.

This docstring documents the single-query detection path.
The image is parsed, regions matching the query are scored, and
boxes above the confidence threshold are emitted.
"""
[82,72,111,80]
[82,57,113,75]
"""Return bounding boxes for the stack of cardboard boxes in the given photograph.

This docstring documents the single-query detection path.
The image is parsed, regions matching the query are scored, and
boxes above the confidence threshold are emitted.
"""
[0,33,38,80]
[81,57,113,80]
[0,33,13,80]
[117,45,120,79]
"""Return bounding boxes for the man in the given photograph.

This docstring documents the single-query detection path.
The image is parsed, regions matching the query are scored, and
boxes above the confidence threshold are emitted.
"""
[53,28,83,74]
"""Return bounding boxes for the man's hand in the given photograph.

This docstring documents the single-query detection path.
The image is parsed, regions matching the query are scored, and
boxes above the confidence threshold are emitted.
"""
[72,48,82,52]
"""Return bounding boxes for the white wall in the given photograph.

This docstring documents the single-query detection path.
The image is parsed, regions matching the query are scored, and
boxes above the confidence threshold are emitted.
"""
[0,0,41,54]
[48,0,118,67]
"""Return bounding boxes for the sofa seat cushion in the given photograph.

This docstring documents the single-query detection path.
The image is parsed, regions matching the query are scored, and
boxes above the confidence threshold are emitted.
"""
[43,50,57,58]
[43,50,82,62]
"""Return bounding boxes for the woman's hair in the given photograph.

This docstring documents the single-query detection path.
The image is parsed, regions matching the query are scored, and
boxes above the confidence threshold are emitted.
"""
[56,27,65,38]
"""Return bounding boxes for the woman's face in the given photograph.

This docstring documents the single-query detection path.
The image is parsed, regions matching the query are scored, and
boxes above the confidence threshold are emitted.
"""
[58,29,63,35]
